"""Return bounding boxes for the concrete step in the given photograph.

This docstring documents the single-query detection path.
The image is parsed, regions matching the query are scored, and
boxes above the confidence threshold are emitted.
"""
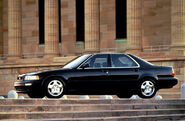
[0,99,185,106]
[0,104,183,112]
[3,114,185,121]
[55,114,185,121]
[31,114,185,121]
[0,109,185,120]
[0,104,185,112]
[0,99,185,120]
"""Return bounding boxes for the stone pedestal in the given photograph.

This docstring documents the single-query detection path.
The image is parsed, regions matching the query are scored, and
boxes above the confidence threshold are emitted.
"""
[181,83,185,99]
[45,0,59,57]
[126,0,142,52]
[85,0,100,53]
[8,0,22,58]
[171,0,185,50]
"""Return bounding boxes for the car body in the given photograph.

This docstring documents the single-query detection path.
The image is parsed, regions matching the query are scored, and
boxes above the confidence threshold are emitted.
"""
[14,53,178,98]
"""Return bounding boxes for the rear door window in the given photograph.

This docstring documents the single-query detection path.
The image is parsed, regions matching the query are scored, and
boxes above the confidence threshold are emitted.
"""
[111,54,138,67]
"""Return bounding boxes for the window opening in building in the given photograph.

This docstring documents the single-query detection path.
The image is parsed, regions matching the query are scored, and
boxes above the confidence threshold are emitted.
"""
[76,0,85,41]
[39,0,45,44]
[116,0,127,39]
[58,0,62,43]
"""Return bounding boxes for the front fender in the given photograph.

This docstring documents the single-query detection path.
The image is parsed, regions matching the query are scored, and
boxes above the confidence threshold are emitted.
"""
[41,75,68,87]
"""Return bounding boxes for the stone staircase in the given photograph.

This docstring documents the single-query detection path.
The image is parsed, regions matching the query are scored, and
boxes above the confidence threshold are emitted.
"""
[0,99,185,121]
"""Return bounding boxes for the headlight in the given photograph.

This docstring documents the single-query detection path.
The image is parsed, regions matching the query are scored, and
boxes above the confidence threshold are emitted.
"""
[24,75,39,80]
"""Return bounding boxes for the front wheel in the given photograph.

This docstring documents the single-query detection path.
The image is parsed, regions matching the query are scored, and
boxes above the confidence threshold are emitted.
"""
[44,78,65,98]
[138,79,157,98]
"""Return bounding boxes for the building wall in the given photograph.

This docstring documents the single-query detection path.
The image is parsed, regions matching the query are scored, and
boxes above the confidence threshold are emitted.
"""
[100,0,116,51]
[22,0,40,58]
[142,0,171,50]
[2,0,8,57]
[61,0,76,56]
[2,0,174,56]
[0,0,3,55]
[2,0,40,58]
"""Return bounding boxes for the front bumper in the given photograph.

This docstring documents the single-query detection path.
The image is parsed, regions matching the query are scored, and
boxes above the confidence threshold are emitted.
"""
[14,80,39,93]
[158,77,178,88]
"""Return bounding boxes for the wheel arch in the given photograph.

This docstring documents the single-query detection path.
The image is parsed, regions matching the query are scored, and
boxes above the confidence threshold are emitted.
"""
[41,75,67,87]
[139,73,158,83]
[139,74,159,90]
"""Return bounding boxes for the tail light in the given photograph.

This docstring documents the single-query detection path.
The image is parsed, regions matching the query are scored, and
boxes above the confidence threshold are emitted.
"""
[172,69,175,77]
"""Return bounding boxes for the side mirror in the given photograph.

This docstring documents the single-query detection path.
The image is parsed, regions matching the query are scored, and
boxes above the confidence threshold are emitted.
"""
[81,63,90,69]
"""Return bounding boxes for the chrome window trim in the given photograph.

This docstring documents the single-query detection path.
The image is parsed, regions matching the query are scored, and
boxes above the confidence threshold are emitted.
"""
[77,54,140,70]
[126,54,140,68]
[77,54,94,69]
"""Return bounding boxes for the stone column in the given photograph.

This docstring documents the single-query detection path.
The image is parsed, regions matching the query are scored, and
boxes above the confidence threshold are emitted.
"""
[0,0,3,56]
[8,0,22,58]
[45,0,59,57]
[85,0,100,53]
[171,0,185,50]
[127,0,142,52]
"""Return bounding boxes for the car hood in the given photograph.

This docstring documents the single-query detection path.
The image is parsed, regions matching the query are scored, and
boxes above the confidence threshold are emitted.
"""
[22,68,71,76]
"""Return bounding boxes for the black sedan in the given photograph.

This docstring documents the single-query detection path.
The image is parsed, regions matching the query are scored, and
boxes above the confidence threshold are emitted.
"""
[14,53,177,98]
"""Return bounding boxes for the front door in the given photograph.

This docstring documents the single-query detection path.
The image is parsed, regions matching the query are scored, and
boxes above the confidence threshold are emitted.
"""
[68,54,110,94]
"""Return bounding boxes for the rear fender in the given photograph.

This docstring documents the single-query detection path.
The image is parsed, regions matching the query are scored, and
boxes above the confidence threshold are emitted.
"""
[139,73,158,82]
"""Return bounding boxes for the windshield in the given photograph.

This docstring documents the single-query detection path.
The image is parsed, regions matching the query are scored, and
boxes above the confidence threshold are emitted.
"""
[63,54,91,69]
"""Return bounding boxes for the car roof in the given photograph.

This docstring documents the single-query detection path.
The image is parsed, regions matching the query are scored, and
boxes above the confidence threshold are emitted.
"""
[92,52,127,55]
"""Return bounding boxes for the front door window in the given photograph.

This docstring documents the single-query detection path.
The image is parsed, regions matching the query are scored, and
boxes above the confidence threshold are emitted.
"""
[83,54,109,68]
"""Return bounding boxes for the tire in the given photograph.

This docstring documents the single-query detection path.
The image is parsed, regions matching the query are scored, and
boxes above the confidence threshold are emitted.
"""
[138,78,157,98]
[44,77,65,98]
[27,90,45,98]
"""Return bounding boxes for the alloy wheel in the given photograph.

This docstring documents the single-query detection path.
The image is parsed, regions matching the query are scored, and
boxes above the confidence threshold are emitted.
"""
[47,80,63,97]
[141,80,155,97]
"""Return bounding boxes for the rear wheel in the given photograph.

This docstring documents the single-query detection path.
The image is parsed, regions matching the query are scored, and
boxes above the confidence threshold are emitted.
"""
[138,78,156,98]
[44,77,65,98]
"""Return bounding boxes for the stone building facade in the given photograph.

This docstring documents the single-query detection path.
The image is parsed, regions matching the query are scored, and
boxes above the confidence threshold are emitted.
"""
[0,0,184,98]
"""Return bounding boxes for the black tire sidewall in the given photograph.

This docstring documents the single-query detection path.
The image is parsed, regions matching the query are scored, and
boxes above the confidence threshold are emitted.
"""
[44,77,65,98]
[138,78,156,99]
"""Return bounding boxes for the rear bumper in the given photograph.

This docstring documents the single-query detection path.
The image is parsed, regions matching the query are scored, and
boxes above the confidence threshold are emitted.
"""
[158,77,178,88]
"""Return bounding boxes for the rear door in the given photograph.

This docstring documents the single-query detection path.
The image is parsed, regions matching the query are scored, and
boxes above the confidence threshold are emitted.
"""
[108,54,140,91]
